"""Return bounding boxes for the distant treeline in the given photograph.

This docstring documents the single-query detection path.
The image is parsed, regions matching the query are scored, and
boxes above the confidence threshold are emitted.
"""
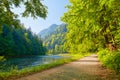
[0,24,46,58]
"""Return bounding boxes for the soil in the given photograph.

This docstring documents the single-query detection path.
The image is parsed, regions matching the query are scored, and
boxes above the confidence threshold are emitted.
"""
[16,54,120,80]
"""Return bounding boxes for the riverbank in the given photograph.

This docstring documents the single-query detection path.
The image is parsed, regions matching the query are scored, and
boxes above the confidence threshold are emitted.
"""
[0,53,90,80]
[17,54,120,80]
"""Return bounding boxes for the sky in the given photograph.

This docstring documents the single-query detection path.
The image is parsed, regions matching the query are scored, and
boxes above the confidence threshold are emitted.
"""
[13,0,69,34]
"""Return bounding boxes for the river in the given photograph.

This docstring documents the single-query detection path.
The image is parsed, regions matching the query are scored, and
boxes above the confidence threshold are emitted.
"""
[0,55,63,71]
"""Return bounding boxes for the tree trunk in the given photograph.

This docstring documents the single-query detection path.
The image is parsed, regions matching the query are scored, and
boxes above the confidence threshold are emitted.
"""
[104,34,117,51]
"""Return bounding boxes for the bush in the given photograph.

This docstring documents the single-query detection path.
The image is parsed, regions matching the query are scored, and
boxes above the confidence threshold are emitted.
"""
[98,49,120,74]
[0,56,5,62]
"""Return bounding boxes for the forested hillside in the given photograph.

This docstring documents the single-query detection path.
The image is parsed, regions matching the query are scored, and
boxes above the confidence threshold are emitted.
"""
[39,24,67,54]
[0,23,46,58]
[38,24,58,38]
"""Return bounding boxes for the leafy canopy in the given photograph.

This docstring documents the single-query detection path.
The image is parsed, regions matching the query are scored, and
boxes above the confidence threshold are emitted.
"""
[62,0,120,52]
[0,0,47,27]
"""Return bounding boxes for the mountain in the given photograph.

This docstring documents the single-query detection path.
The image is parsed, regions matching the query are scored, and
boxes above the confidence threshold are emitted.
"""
[38,23,67,54]
[44,23,67,54]
[38,24,58,38]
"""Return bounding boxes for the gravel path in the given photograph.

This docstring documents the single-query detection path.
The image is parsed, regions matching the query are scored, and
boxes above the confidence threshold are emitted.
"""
[16,54,120,80]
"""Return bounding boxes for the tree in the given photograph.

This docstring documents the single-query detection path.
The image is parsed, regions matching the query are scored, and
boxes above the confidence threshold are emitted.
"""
[0,23,46,58]
[0,25,15,56]
[0,0,47,57]
[62,0,120,52]
[43,24,67,54]
[0,0,47,28]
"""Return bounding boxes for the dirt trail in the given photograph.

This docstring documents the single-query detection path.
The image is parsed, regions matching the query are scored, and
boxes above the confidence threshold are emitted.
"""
[17,54,120,80]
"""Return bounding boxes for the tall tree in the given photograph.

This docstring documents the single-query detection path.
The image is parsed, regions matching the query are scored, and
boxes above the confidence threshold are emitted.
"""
[0,24,46,58]
[0,25,14,56]
[62,0,120,52]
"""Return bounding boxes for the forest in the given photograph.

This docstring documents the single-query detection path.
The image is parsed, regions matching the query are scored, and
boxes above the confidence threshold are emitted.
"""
[39,23,67,54]
[0,0,120,79]
[0,0,47,58]
[0,24,46,57]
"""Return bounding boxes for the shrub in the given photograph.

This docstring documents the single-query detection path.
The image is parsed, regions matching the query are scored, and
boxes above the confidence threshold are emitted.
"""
[98,49,120,74]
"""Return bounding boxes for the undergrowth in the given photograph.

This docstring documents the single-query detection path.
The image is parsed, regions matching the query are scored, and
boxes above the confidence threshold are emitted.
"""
[98,49,120,74]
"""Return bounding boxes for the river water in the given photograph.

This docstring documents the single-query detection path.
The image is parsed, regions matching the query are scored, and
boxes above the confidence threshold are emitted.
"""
[0,55,63,71]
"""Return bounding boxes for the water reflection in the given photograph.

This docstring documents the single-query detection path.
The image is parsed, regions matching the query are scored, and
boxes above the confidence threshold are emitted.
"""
[0,55,63,71]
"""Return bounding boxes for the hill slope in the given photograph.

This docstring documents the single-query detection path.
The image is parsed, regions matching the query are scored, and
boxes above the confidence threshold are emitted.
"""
[38,24,58,38]
[38,23,67,54]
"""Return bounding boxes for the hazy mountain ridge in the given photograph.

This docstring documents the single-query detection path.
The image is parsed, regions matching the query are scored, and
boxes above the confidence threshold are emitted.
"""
[38,24,58,38]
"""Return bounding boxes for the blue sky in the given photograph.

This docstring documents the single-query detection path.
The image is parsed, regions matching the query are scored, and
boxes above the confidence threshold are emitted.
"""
[13,0,69,33]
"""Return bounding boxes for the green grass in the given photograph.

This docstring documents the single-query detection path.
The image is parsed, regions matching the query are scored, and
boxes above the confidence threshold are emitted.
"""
[0,53,90,80]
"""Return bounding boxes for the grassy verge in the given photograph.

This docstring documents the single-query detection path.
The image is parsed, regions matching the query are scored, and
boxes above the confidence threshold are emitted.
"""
[0,53,90,80]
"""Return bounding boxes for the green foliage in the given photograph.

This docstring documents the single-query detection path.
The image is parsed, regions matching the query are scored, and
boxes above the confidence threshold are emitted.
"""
[43,24,67,54]
[61,0,120,74]
[0,56,5,62]
[98,49,120,74]
[0,0,47,29]
[0,24,46,58]
[61,0,120,53]
[0,0,47,57]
